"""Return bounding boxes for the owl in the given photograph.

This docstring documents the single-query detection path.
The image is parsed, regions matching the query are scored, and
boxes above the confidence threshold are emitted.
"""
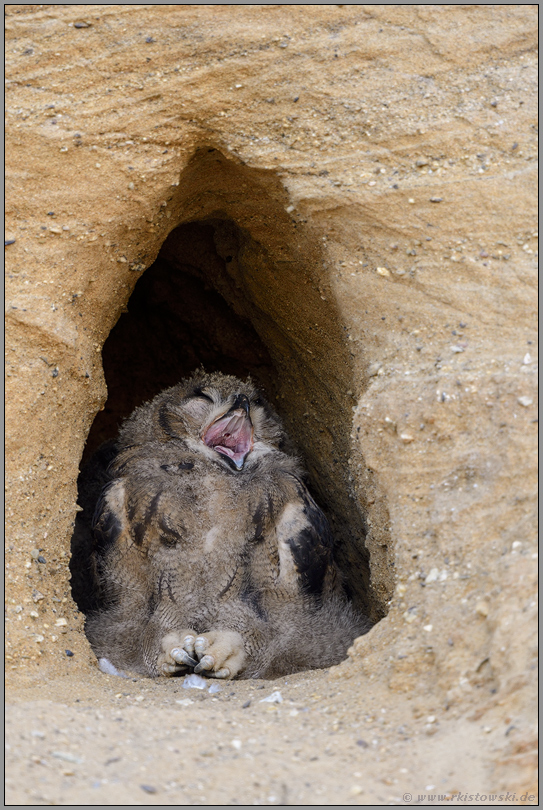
[70,371,371,679]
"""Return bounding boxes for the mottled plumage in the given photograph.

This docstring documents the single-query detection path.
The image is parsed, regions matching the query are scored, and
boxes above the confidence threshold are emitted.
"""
[71,371,370,679]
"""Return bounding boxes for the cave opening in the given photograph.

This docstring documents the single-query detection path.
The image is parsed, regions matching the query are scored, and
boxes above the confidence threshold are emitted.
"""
[74,147,390,625]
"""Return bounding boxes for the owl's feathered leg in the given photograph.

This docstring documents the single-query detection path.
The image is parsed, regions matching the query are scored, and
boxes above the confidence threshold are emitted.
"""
[157,630,199,675]
[192,630,247,679]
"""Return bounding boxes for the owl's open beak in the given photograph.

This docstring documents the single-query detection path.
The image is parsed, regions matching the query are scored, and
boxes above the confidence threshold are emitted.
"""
[203,394,254,470]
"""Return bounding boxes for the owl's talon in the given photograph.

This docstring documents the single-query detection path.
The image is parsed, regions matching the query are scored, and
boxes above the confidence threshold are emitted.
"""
[171,647,198,667]
[162,662,181,674]
[194,636,208,656]
[157,630,199,677]
[209,667,231,679]
[194,654,215,673]
[183,634,196,656]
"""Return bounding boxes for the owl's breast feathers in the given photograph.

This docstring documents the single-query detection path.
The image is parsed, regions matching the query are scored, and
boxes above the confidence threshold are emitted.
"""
[90,439,337,604]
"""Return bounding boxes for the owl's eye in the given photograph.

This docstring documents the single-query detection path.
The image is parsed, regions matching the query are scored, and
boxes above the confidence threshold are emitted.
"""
[193,388,214,403]
[252,397,264,407]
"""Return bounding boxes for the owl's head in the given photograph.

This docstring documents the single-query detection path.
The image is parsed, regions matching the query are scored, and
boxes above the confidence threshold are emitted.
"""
[118,370,287,471]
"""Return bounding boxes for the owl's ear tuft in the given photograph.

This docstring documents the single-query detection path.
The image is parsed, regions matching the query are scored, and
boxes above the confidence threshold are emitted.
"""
[157,403,187,439]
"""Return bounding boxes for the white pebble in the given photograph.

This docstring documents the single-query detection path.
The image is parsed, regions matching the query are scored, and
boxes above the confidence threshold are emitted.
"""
[98,657,128,678]
[52,751,83,764]
[259,690,283,704]
[376,266,390,277]
[517,396,533,407]
[523,353,533,364]
[183,673,207,690]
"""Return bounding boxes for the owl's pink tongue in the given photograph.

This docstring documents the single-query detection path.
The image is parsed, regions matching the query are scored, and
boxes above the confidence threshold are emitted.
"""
[203,411,253,469]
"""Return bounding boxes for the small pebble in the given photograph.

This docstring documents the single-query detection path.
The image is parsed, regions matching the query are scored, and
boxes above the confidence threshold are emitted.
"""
[367,361,382,377]
[376,266,390,277]
[523,353,532,365]
[423,624,433,632]
[73,21,91,28]
[98,658,128,678]
[231,739,242,750]
[475,601,489,617]
[5,239,16,246]
[424,568,439,584]
[140,784,157,794]
[65,649,74,657]
[517,396,533,407]
[259,690,283,704]
[242,700,251,709]
[183,673,207,690]
[430,197,443,203]
[52,751,83,764]
[400,432,414,443]
[450,345,465,353]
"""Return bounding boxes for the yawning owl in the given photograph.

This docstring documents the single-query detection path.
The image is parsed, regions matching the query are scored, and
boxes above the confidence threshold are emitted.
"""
[71,371,370,679]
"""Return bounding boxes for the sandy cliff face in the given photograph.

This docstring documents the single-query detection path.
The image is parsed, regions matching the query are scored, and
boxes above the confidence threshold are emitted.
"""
[5,5,537,802]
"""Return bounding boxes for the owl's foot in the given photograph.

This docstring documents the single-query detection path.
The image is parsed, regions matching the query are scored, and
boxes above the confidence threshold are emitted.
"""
[158,630,199,676]
[193,630,246,679]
